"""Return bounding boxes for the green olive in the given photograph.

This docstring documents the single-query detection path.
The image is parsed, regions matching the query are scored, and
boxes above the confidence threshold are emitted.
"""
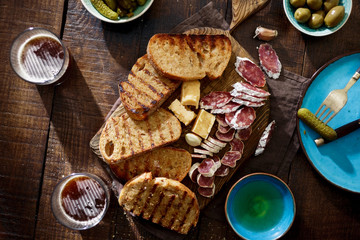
[294,8,311,23]
[308,11,324,28]
[324,5,345,27]
[307,0,323,10]
[316,10,326,18]
[290,0,306,7]
[324,0,339,12]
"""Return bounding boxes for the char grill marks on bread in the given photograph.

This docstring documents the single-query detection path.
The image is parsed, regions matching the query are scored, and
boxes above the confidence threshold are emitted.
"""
[119,55,180,120]
[147,34,232,81]
[99,108,181,164]
[118,172,200,234]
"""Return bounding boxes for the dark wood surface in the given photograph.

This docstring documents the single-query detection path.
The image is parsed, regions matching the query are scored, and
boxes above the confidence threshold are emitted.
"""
[1,0,360,239]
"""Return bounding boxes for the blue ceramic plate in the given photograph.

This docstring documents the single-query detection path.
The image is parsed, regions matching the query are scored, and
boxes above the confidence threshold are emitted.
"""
[225,173,296,240]
[298,52,360,193]
[283,0,352,37]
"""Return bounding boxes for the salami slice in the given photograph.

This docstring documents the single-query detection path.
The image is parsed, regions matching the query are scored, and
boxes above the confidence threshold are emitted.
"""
[213,155,222,170]
[200,91,233,110]
[235,126,252,140]
[189,163,200,183]
[258,43,282,79]
[197,158,217,177]
[215,129,235,142]
[229,138,244,153]
[194,148,213,157]
[232,98,265,108]
[207,136,227,148]
[224,111,236,126]
[218,124,231,134]
[232,82,270,98]
[211,102,241,114]
[255,120,276,156]
[235,57,266,87]
[191,154,207,159]
[216,114,229,127]
[230,91,267,102]
[204,139,224,151]
[221,151,242,168]
[228,106,256,130]
[214,164,230,177]
[200,142,220,153]
[197,174,215,188]
[198,185,215,198]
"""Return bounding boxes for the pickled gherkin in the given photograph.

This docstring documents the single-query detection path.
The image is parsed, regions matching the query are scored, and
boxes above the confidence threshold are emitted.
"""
[297,108,337,141]
[91,0,119,20]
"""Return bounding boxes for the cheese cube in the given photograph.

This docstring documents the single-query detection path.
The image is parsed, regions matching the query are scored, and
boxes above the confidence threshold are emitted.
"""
[191,109,215,139]
[180,80,200,108]
[168,99,197,126]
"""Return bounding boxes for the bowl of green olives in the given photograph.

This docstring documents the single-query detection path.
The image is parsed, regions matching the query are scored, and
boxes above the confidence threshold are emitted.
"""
[81,0,154,23]
[283,0,352,36]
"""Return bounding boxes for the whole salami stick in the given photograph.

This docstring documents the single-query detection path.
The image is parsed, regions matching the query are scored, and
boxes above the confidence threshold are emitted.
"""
[315,118,360,146]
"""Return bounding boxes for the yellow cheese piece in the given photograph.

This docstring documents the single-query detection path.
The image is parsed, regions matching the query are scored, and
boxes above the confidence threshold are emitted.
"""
[191,109,215,139]
[168,99,197,126]
[180,80,200,108]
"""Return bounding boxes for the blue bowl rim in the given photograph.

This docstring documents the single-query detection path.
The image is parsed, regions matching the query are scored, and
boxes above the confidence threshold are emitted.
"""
[225,172,296,240]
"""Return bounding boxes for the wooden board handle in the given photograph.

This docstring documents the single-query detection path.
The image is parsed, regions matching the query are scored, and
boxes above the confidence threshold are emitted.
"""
[229,0,270,32]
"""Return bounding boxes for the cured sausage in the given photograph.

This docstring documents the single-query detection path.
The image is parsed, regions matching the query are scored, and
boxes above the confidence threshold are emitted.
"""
[221,151,242,168]
[207,136,227,148]
[232,82,270,98]
[211,102,241,114]
[255,120,276,156]
[198,185,215,198]
[215,129,235,142]
[232,98,265,108]
[218,124,231,134]
[235,126,252,140]
[235,57,266,87]
[214,164,229,177]
[230,91,267,102]
[227,106,256,130]
[189,163,200,183]
[197,158,217,177]
[216,114,229,127]
[212,155,222,170]
[197,174,215,188]
[258,43,282,79]
[229,138,244,153]
[200,91,233,110]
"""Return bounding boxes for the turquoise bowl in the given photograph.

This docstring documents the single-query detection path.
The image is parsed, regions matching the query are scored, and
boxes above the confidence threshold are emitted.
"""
[81,0,154,24]
[225,173,296,240]
[283,0,352,37]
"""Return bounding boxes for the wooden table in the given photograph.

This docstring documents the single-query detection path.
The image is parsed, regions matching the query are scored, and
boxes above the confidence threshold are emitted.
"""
[1,0,360,239]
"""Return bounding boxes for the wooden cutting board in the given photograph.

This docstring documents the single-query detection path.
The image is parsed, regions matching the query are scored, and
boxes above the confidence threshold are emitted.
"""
[90,0,270,210]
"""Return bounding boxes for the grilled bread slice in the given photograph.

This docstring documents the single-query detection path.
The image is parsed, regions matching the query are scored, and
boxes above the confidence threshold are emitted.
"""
[119,55,180,120]
[147,34,232,81]
[110,147,192,182]
[99,108,182,164]
[118,172,200,234]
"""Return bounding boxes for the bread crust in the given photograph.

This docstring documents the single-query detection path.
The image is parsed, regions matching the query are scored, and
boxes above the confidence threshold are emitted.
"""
[147,34,232,81]
[118,172,200,234]
[109,147,192,182]
[99,108,182,164]
[119,55,180,120]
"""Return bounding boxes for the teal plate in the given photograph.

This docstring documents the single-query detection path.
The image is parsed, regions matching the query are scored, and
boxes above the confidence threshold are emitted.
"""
[225,173,296,240]
[297,52,360,193]
[283,0,352,37]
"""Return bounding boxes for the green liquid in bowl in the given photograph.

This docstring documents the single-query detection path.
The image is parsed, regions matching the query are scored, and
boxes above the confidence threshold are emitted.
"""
[232,180,284,232]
